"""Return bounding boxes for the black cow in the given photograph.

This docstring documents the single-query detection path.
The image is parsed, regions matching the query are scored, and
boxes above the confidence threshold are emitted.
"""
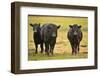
[30,23,43,54]
[67,24,83,55]
[41,23,60,56]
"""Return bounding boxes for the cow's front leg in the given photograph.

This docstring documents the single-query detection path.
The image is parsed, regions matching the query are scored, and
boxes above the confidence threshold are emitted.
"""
[50,46,53,56]
[50,44,55,56]
[40,43,44,53]
[74,44,78,55]
[71,43,74,55]
[77,43,80,54]
[35,44,38,54]
[45,42,49,56]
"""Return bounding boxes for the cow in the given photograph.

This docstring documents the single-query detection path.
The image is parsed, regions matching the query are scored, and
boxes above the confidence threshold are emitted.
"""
[41,23,61,56]
[30,23,44,54]
[67,24,83,55]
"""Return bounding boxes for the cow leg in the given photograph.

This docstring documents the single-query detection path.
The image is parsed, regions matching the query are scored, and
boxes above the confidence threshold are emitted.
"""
[50,45,55,55]
[51,46,55,55]
[75,48,77,55]
[45,42,49,56]
[35,44,38,54]
[74,44,78,55]
[70,43,74,55]
[50,42,55,55]
[40,43,44,53]
[71,45,74,55]
[72,44,77,55]
[78,43,80,53]
[73,46,76,55]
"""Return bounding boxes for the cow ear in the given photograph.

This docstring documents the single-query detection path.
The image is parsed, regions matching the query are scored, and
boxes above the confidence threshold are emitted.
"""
[30,24,33,27]
[78,25,82,28]
[57,25,61,29]
[69,25,73,28]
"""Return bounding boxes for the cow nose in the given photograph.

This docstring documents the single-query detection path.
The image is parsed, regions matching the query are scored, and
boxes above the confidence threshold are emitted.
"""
[34,29,37,32]
[74,31,77,35]
[52,32,57,37]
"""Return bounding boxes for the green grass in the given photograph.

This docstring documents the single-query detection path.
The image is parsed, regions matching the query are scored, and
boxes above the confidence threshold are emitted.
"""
[28,50,88,61]
[28,15,88,61]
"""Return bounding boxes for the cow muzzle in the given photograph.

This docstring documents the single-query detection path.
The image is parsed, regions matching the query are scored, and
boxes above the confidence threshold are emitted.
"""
[52,32,57,37]
[74,31,77,35]
[34,29,37,32]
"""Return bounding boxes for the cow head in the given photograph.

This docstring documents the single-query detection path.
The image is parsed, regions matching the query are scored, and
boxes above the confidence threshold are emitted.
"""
[47,24,61,37]
[30,23,41,32]
[69,24,82,36]
[53,25,61,37]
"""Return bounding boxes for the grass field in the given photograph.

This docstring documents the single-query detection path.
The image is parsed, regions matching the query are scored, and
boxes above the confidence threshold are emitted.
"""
[28,15,88,61]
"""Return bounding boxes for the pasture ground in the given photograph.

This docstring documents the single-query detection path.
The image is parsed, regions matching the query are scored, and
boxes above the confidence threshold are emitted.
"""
[28,15,88,61]
[28,51,87,60]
